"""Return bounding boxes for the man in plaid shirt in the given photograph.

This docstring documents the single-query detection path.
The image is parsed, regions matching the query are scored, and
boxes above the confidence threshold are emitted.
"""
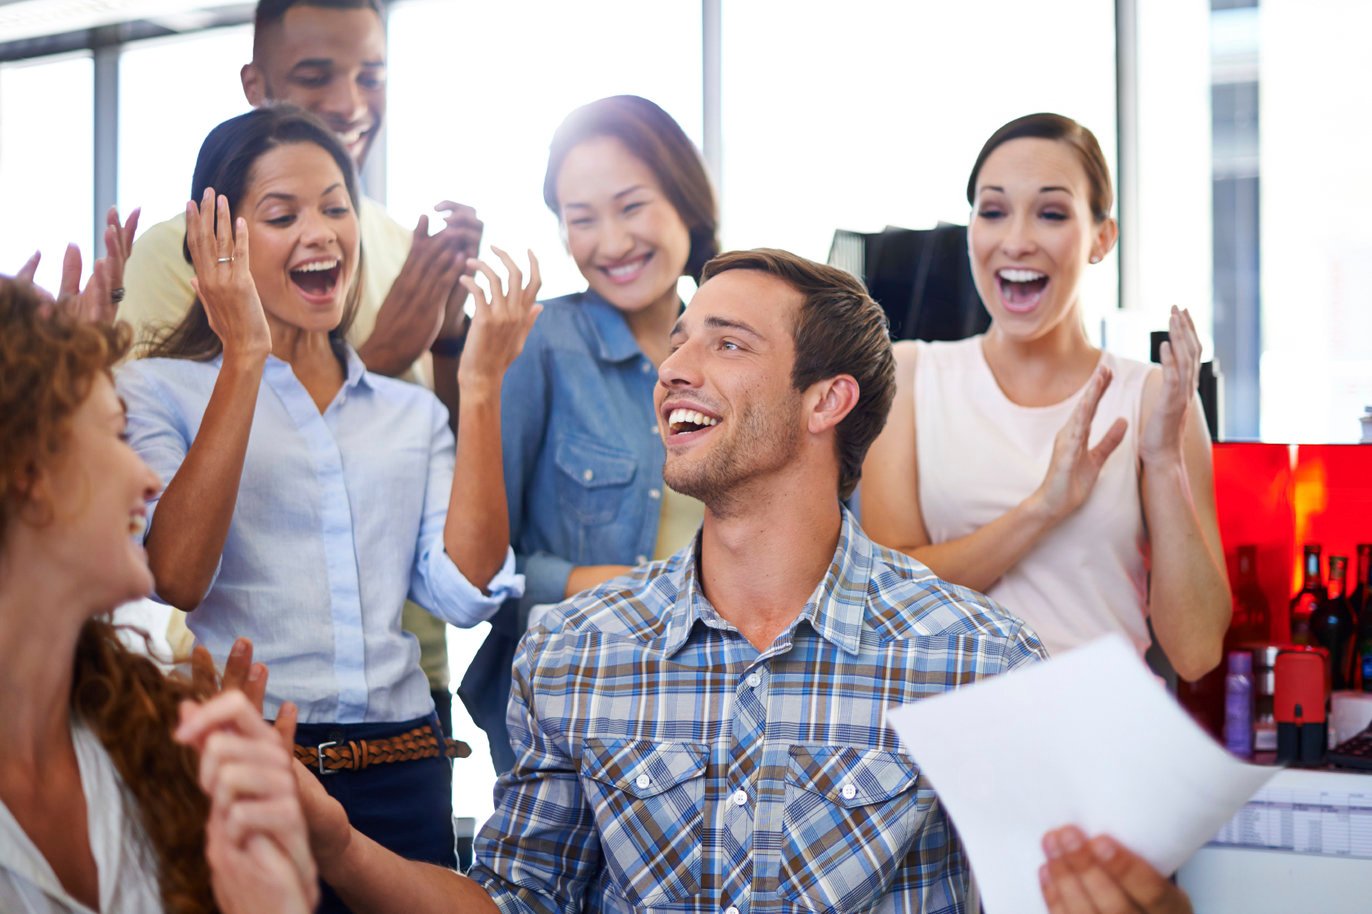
[297,249,1193,914]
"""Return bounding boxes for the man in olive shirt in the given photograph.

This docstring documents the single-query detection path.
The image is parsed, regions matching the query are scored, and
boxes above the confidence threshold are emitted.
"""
[119,0,475,732]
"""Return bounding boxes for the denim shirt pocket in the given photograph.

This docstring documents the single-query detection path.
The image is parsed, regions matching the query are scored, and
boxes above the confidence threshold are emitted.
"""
[778,744,924,913]
[553,433,638,526]
[580,737,708,907]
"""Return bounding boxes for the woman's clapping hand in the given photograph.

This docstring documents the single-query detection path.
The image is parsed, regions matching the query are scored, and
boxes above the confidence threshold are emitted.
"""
[186,188,271,360]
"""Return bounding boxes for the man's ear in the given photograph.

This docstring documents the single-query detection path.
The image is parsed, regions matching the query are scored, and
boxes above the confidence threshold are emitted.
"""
[241,63,267,107]
[807,375,860,436]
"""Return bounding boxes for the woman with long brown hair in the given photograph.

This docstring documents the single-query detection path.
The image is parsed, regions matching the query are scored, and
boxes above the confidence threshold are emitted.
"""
[0,273,313,914]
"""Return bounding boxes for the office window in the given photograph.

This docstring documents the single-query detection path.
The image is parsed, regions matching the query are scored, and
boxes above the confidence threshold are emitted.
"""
[1256,0,1372,443]
[720,1,1119,335]
[0,52,94,292]
[118,25,254,221]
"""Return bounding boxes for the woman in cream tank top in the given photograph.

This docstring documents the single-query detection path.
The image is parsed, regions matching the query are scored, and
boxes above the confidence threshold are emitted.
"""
[862,113,1231,680]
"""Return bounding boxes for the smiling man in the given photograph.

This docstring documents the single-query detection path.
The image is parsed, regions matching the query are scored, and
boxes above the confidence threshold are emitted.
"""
[117,0,478,742]
[276,249,1194,914]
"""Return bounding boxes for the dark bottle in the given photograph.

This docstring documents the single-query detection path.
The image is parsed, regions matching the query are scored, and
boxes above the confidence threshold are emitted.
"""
[1349,544,1372,632]
[1311,555,1354,690]
[1230,545,1270,642]
[1289,544,1323,646]
[1358,556,1372,693]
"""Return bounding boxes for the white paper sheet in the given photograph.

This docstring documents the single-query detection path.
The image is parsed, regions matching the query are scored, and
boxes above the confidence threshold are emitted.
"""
[885,634,1279,914]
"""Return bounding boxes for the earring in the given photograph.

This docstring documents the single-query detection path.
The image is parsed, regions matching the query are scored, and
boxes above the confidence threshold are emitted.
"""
[1089,254,1101,264]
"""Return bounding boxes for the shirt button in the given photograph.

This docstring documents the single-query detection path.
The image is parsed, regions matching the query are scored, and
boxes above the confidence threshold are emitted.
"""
[582,468,594,482]
[641,363,652,374]
[731,788,748,807]
[725,908,740,914]
[635,774,652,789]
[841,782,857,800]
[649,488,662,500]
[746,672,762,688]
[650,425,659,435]
[635,554,648,564]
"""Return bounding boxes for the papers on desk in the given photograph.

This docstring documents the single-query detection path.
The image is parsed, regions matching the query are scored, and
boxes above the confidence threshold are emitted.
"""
[885,634,1278,914]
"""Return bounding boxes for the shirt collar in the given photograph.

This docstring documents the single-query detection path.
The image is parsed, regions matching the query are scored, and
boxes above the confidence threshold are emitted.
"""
[660,506,872,657]
[578,288,661,364]
[214,340,372,393]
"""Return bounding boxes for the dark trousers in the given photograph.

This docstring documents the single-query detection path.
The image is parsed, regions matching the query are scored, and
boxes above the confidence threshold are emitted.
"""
[294,715,455,914]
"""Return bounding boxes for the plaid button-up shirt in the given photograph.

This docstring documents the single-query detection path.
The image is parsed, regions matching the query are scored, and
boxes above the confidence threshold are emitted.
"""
[471,508,1045,913]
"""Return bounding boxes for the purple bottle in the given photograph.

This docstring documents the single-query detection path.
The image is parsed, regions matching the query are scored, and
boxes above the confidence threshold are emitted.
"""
[1224,650,1255,758]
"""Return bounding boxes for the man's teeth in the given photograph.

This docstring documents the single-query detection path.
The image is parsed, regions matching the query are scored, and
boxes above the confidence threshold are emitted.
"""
[998,268,1046,283]
[128,515,146,537]
[293,260,338,273]
[668,408,719,429]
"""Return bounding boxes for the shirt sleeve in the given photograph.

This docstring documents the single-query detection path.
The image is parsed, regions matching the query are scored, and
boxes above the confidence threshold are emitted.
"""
[409,395,524,627]
[500,325,575,612]
[116,213,197,351]
[469,626,601,913]
[116,361,224,602]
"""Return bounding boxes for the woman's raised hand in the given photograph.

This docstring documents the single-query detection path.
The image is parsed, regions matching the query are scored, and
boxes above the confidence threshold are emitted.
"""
[1033,365,1128,524]
[1139,306,1201,467]
[457,246,543,392]
[11,206,139,325]
[186,188,271,360]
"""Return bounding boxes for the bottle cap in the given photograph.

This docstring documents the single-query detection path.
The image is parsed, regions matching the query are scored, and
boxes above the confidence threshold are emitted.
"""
[1228,650,1253,674]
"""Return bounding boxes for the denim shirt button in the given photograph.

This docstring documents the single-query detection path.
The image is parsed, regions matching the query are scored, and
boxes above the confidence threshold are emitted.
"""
[649,488,661,500]
[582,468,594,482]
[636,554,648,565]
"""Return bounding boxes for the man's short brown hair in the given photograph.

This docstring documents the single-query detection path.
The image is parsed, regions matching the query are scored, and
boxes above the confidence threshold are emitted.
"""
[700,249,895,500]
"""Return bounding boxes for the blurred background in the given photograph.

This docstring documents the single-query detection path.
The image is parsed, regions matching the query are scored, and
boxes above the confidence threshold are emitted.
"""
[3,0,1368,819]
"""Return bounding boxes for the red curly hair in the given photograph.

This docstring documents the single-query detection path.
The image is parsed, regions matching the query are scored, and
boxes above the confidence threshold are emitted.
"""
[0,277,216,914]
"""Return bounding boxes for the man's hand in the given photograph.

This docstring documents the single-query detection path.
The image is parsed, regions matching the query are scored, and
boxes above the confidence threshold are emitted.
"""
[1040,826,1193,914]
[433,201,484,344]
[358,210,474,376]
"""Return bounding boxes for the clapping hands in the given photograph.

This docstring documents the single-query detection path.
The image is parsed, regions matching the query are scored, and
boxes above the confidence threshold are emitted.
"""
[185,188,271,360]
[13,206,139,323]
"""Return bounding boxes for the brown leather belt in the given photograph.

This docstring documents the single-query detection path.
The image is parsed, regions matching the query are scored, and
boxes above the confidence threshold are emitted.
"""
[294,724,472,775]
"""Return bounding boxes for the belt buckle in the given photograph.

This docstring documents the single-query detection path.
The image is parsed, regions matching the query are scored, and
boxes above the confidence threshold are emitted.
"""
[316,739,339,776]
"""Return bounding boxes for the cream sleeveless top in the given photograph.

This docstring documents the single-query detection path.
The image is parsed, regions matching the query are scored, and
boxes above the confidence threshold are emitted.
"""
[913,336,1155,658]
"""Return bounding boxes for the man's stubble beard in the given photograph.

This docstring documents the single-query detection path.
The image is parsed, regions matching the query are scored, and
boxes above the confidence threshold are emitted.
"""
[663,393,803,519]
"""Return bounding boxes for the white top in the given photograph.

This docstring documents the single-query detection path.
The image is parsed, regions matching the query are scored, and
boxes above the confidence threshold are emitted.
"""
[913,335,1155,658]
[0,721,162,914]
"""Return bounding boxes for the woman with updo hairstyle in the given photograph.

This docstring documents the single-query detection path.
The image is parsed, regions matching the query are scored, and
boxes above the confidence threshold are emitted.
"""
[0,277,313,914]
[460,95,720,772]
[862,112,1230,682]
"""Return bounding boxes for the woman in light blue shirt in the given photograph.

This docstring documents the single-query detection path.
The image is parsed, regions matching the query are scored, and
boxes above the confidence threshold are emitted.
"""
[117,106,540,898]
[460,95,719,771]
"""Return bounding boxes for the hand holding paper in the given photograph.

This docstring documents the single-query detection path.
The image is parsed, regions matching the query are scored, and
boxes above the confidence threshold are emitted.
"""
[885,635,1277,914]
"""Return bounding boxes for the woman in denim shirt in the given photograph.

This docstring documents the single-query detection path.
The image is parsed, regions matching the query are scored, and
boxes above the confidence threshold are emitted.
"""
[461,96,719,771]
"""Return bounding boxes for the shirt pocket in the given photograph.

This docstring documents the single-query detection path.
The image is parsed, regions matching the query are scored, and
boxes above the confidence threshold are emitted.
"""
[553,433,638,525]
[580,737,708,907]
[778,744,923,913]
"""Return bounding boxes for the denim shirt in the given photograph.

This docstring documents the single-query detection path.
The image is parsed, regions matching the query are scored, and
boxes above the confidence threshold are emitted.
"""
[460,289,669,770]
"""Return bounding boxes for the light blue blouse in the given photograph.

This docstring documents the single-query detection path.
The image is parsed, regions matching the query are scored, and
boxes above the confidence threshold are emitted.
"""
[117,346,522,724]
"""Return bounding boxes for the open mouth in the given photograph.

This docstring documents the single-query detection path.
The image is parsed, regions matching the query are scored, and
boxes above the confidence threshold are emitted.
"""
[602,253,653,285]
[290,259,342,300]
[996,268,1048,313]
[666,407,721,437]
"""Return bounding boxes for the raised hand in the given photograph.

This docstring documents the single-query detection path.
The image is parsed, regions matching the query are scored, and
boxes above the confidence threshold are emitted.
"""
[11,207,139,324]
[1040,826,1193,914]
[432,201,485,346]
[186,188,271,360]
[175,690,318,914]
[457,247,542,392]
[359,214,468,375]
[101,205,140,312]
[1139,306,1201,467]
[1033,365,1129,524]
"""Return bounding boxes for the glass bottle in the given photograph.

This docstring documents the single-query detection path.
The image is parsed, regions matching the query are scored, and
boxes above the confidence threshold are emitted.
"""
[1349,544,1372,634]
[1289,544,1323,646]
[1311,555,1354,690]
[1230,545,1270,642]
